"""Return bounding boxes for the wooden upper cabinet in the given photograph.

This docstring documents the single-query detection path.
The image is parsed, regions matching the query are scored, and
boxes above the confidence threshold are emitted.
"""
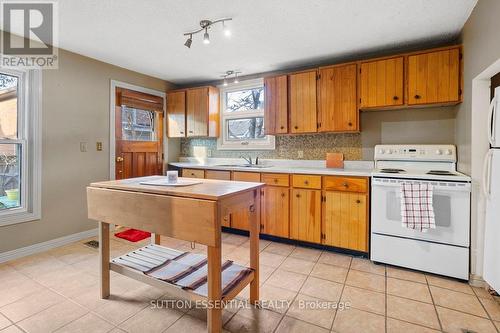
[359,57,404,109]
[318,64,358,132]
[288,70,318,134]
[186,86,219,137]
[166,90,186,137]
[407,48,461,105]
[264,75,288,135]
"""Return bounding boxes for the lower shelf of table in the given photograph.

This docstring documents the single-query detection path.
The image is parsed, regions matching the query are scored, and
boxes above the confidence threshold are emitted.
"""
[109,244,254,302]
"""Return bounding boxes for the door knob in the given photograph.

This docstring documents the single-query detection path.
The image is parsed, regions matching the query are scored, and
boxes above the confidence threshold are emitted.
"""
[116,156,124,162]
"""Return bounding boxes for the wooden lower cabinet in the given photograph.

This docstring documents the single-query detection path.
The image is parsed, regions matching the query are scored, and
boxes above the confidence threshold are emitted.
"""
[290,189,322,243]
[262,186,289,238]
[322,191,368,252]
[230,172,262,231]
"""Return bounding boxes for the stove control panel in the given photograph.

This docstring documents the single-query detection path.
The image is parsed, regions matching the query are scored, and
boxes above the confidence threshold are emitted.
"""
[374,145,456,162]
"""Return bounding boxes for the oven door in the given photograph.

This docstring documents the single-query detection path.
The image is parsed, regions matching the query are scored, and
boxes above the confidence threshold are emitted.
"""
[371,177,471,247]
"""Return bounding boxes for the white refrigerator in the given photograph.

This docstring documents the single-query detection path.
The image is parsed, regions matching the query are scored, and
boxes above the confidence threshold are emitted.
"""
[483,86,500,292]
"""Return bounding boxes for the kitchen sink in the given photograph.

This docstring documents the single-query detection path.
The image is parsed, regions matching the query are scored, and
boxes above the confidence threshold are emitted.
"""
[214,164,272,168]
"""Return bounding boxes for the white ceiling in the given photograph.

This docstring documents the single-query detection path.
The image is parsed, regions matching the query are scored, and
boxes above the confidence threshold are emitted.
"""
[53,0,477,84]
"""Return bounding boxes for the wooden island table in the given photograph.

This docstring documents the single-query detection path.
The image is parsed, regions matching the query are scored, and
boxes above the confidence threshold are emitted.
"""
[87,176,263,333]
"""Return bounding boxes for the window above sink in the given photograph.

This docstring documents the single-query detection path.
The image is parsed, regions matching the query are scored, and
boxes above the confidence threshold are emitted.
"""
[217,78,275,151]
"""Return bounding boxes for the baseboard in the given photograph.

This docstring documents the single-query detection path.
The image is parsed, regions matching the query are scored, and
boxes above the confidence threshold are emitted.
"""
[0,228,98,263]
[469,273,486,287]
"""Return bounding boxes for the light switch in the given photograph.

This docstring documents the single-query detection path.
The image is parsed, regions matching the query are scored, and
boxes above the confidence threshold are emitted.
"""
[80,142,87,152]
[96,142,103,151]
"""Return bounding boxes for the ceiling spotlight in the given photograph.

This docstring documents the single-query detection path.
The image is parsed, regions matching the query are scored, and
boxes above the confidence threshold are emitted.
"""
[221,70,240,86]
[223,21,231,37]
[184,35,192,48]
[183,18,232,48]
[203,28,210,44]
[234,72,239,84]
[223,78,228,86]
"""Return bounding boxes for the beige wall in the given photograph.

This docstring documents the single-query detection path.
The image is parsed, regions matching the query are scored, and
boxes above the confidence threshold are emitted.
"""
[456,0,500,278]
[0,47,174,253]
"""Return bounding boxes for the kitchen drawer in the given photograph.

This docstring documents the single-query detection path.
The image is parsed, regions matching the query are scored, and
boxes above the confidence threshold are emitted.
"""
[261,173,289,187]
[205,170,231,180]
[292,175,322,189]
[323,176,368,193]
[232,171,261,182]
[182,168,205,179]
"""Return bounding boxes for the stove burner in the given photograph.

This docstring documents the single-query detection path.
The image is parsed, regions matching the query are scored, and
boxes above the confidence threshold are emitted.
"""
[380,168,406,174]
[426,170,456,176]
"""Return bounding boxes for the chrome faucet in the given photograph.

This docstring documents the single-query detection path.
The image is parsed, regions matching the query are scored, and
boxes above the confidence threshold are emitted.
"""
[240,155,253,165]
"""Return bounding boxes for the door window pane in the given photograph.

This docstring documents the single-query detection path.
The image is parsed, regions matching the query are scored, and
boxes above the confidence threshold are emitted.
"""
[0,144,21,210]
[226,87,264,112]
[0,74,18,140]
[122,106,156,141]
[226,117,265,140]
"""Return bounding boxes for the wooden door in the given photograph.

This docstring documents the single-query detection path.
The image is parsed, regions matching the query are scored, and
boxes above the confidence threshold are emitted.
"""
[230,172,262,231]
[264,75,288,134]
[322,191,368,251]
[290,188,321,243]
[166,90,186,137]
[408,48,461,105]
[318,64,358,132]
[115,88,164,179]
[289,70,318,133]
[262,186,289,237]
[360,57,404,108]
[186,87,208,137]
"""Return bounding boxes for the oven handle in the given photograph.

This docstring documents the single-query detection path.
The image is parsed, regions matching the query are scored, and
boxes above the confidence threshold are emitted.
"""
[371,179,471,192]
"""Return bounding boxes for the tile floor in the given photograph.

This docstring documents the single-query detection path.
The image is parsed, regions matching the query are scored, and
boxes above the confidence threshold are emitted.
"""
[0,231,499,333]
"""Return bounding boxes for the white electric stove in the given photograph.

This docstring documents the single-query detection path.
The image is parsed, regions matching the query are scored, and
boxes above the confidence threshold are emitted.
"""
[370,144,471,280]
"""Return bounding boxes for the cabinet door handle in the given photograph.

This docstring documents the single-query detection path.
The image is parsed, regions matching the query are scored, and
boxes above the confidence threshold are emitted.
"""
[414,94,421,99]
[180,131,184,134]
[189,130,194,133]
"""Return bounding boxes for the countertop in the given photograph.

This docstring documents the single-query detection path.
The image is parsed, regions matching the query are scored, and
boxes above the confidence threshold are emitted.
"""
[169,158,374,177]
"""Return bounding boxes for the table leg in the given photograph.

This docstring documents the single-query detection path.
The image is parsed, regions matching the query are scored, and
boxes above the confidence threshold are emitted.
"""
[99,221,110,299]
[207,245,222,333]
[249,189,260,304]
[151,233,161,245]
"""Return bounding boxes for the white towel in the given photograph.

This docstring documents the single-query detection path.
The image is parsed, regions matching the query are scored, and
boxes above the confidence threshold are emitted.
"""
[400,183,436,232]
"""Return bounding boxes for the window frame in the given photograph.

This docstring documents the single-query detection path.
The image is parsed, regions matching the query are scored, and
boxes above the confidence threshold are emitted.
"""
[0,68,42,226]
[217,78,275,150]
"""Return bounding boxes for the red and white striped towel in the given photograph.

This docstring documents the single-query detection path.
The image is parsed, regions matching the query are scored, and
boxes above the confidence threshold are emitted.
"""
[400,183,436,232]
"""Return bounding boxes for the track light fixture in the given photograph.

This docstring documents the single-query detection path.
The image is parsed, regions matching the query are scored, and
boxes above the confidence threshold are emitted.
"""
[184,34,192,48]
[221,70,241,85]
[183,18,232,48]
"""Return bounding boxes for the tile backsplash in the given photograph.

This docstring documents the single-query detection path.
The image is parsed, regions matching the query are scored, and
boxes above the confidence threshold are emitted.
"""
[180,133,362,160]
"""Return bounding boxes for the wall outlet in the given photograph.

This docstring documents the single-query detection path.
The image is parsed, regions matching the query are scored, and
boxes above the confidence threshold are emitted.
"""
[80,142,87,152]
[297,150,304,158]
[96,142,103,151]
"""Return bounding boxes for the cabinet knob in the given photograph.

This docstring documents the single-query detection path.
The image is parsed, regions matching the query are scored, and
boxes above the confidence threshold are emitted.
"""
[189,130,193,133]
[356,199,361,204]
[280,126,285,130]
[343,182,349,187]
[180,131,184,134]
[304,180,309,185]
[274,178,278,183]
[281,193,286,198]
[393,96,399,101]
[414,94,421,99]
[348,122,353,127]
[296,194,301,198]
[294,126,298,130]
